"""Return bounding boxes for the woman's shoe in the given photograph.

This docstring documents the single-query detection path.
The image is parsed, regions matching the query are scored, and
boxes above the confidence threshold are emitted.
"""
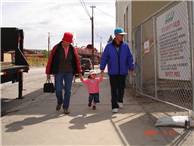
[56,104,62,111]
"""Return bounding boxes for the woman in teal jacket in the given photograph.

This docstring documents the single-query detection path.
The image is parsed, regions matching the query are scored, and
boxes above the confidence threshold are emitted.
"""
[100,27,134,113]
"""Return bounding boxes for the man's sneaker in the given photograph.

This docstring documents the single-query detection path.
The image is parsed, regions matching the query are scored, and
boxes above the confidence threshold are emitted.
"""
[56,104,62,111]
[92,105,96,110]
[118,102,124,108]
[112,108,119,113]
[64,108,70,114]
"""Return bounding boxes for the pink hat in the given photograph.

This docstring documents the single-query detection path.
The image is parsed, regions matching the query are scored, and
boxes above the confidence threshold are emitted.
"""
[62,32,73,43]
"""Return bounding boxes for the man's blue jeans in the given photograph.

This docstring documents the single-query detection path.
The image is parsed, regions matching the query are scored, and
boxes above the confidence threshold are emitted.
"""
[54,73,73,109]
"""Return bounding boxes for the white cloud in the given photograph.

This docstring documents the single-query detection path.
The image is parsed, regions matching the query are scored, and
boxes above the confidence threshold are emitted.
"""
[1,0,115,51]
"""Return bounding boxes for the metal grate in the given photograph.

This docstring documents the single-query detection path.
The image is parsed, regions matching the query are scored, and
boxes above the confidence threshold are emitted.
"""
[133,1,193,110]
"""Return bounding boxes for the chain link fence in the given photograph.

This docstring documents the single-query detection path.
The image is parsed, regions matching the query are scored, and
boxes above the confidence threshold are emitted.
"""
[133,1,194,111]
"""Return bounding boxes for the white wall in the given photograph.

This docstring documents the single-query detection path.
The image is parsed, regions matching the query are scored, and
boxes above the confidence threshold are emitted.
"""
[115,0,132,47]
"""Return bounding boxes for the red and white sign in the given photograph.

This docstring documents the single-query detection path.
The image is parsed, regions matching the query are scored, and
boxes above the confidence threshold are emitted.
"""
[144,40,150,54]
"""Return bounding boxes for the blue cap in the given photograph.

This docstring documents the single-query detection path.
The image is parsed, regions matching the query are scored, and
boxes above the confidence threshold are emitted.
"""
[114,27,127,35]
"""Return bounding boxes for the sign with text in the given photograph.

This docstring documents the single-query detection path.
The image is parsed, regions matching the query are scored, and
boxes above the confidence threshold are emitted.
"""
[144,40,150,54]
[156,2,191,80]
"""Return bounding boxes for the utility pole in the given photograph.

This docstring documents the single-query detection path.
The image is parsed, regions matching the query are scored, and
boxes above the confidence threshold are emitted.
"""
[90,5,96,69]
[100,38,102,54]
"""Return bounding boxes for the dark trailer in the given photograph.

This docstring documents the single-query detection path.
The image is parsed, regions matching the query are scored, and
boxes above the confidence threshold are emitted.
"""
[1,27,29,99]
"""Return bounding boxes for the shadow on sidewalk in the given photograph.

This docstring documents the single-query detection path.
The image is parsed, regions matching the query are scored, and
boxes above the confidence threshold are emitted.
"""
[68,110,116,129]
[2,76,191,146]
[1,83,81,116]
[5,112,63,132]
[1,88,45,116]
[114,88,190,146]
[117,112,190,146]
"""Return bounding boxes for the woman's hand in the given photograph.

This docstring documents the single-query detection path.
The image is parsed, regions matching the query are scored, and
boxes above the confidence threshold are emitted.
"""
[47,74,51,80]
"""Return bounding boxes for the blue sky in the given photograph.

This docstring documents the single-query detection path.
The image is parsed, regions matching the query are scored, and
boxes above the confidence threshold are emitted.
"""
[1,0,115,51]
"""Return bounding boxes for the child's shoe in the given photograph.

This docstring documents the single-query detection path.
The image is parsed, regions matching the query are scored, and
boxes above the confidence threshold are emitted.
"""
[88,102,92,107]
[92,105,96,110]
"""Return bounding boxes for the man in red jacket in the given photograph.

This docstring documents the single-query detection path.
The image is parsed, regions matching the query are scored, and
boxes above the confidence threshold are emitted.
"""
[46,32,81,114]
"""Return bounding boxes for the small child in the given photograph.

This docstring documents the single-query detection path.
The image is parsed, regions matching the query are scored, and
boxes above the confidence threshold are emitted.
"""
[79,70,103,110]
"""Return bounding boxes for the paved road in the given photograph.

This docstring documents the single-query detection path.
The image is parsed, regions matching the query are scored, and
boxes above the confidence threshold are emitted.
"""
[1,67,46,98]
[1,67,46,116]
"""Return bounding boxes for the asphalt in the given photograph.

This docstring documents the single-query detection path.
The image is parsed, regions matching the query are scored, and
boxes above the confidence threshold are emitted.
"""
[1,72,194,146]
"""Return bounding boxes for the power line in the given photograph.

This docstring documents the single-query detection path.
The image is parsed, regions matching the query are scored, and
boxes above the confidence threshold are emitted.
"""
[96,7,115,19]
[79,0,91,18]
[82,0,90,17]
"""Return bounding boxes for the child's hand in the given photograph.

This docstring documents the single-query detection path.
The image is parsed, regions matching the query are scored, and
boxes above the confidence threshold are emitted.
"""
[99,71,103,81]
[100,71,104,77]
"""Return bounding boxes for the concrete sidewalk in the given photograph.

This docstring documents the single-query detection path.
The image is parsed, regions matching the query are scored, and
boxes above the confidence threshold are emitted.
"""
[1,74,194,146]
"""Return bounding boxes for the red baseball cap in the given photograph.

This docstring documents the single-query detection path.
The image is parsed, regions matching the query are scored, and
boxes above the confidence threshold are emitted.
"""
[62,32,73,43]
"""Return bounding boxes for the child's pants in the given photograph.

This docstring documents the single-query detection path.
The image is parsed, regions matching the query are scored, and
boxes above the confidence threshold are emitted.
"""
[89,93,100,104]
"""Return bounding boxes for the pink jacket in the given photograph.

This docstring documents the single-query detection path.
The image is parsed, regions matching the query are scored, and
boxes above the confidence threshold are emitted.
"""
[81,77,103,94]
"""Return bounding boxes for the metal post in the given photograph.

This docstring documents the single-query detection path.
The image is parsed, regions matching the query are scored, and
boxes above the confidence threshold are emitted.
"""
[188,1,194,112]
[153,17,158,98]
[90,6,96,69]
[140,25,143,92]
[48,32,50,57]
[18,29,24,99]
[18,72,23,99]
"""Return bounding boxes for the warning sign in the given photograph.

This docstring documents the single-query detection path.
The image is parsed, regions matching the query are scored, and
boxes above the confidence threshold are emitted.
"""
[156,2,191,80]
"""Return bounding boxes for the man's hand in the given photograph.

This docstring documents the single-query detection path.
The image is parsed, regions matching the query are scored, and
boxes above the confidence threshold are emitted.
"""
[100,70,104,77]
[129,70,135,77]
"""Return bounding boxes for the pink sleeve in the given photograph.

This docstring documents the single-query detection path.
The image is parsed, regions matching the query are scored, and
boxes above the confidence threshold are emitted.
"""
[81,79,89,85]
[96,77,103,83]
